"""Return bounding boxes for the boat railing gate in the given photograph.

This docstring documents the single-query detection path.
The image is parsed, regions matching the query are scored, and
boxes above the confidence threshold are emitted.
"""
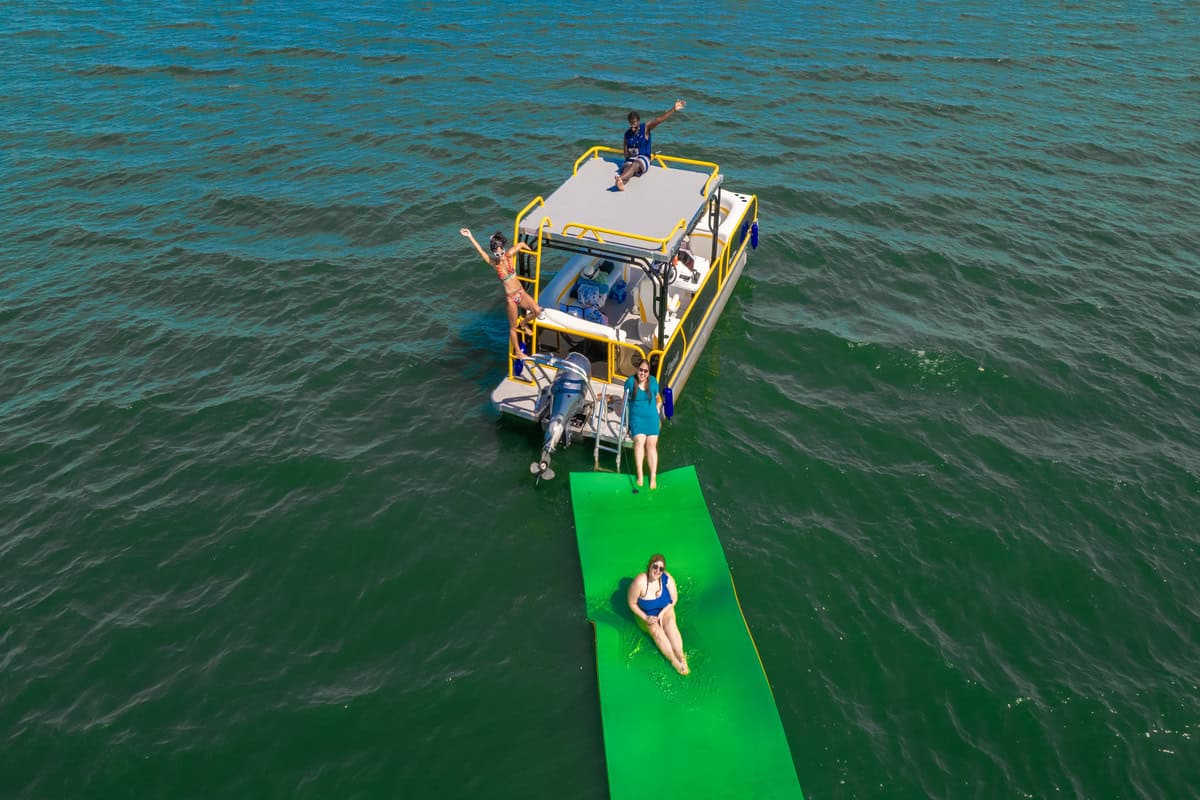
[658,193,759,392]
[507,315,655,385]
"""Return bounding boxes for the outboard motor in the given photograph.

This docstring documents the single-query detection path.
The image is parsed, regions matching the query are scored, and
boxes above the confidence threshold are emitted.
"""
[531,352,591,481]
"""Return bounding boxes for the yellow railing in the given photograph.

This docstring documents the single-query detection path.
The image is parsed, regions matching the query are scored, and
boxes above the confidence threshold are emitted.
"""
[572,146,623,174]
[513,195,546,242]
[659,256,719,388]
[573,147,720,198]
[511,196,553,304]
[651,153,722,196]
[655,152,720,173]
[559,218,687,254]
[660,194,758,390]
[507,321,654,385]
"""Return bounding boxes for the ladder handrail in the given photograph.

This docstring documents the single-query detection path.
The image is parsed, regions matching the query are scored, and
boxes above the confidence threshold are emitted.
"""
[592,383,630,472]
[615,387,629,472]
[591,386,606,469]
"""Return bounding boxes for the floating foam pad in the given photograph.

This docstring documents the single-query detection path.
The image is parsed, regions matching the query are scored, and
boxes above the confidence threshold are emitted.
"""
[570,466,804,799]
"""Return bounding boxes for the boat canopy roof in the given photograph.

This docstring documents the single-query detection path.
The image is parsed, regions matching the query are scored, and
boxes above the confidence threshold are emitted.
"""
[518,153,723,262]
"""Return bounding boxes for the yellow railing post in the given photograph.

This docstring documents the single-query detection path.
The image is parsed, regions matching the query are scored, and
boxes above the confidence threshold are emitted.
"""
[572,146,623,174]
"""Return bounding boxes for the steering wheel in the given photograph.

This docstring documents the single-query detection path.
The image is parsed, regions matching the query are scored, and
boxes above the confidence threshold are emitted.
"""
[653,261,679,287]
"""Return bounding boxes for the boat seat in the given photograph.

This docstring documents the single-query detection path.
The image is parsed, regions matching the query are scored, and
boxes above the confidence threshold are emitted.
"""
[671,252,709,293]
[633,274,681,349]
[572,260,627,308]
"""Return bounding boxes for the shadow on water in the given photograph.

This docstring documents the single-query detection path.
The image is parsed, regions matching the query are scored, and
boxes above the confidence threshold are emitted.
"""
[445,311,511,390]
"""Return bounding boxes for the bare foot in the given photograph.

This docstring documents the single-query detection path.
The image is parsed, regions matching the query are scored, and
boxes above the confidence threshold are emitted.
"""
[649,479,657,490]
[636,477,644,487]
[615,176,625,191]
[674,658,689,675]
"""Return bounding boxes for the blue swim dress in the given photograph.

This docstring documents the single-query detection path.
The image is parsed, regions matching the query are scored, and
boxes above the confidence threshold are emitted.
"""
[624,375,660,437]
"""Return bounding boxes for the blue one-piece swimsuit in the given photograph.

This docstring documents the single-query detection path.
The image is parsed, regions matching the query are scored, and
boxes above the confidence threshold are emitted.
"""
[637,572,672,617]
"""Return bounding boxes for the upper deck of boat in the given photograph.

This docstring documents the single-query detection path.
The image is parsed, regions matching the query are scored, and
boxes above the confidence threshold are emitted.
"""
[518,154,722,261]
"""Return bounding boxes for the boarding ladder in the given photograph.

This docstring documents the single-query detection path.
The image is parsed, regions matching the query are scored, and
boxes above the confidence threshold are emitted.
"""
[591,384,630,473]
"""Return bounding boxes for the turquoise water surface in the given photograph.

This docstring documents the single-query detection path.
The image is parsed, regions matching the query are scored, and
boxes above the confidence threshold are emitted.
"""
[3,2,1198,798]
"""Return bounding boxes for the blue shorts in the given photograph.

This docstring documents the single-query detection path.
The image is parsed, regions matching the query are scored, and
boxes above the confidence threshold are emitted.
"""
[622,154,650,175]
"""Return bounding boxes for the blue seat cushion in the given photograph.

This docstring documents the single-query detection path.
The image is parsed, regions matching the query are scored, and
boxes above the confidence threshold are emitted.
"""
[583,307,608,325]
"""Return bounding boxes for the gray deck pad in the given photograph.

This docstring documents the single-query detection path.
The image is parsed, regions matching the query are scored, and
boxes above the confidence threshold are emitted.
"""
[521,156,718,258]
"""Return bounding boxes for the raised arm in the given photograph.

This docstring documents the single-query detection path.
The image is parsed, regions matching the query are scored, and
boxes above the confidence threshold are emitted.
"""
[459,228,491,264]
[506,241,533,259]
[645,98,685,134]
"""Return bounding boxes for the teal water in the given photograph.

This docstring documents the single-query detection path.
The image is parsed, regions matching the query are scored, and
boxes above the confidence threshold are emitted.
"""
[3,2,1199,798]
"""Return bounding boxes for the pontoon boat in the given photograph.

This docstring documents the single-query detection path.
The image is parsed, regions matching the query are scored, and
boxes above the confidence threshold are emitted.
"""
[490,147,759,464]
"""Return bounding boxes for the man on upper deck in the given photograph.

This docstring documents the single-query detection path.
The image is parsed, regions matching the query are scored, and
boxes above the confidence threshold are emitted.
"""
[614,99,686,191]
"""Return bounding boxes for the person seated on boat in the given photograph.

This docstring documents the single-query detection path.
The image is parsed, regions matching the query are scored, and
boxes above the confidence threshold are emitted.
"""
[627,554,689,675]
[614,99,686,191]
[623,359,662,489]
[461,228,545,355]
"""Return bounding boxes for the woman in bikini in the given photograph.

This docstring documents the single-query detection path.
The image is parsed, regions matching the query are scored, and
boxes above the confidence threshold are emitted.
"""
[461,228,545,355]
[627,553,689,675]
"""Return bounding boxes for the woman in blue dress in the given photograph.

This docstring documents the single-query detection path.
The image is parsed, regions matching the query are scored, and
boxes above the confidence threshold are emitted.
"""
[624,359,662,489]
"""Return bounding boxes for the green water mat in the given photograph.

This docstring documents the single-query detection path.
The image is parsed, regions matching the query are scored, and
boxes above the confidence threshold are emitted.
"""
[570,466,804,799]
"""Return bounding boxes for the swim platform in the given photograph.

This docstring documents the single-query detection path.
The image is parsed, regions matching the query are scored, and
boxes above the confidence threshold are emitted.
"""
[570,466,803,799]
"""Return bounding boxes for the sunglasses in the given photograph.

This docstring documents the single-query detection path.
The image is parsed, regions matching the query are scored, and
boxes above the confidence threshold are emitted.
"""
[650,563,664,571]
[637,367,649,373]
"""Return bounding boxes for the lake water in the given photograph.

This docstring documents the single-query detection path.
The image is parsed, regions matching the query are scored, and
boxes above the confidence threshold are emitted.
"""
[3,2,1198,797]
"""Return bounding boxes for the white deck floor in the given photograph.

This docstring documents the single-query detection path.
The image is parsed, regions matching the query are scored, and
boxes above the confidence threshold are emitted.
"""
[491,366,633,448]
